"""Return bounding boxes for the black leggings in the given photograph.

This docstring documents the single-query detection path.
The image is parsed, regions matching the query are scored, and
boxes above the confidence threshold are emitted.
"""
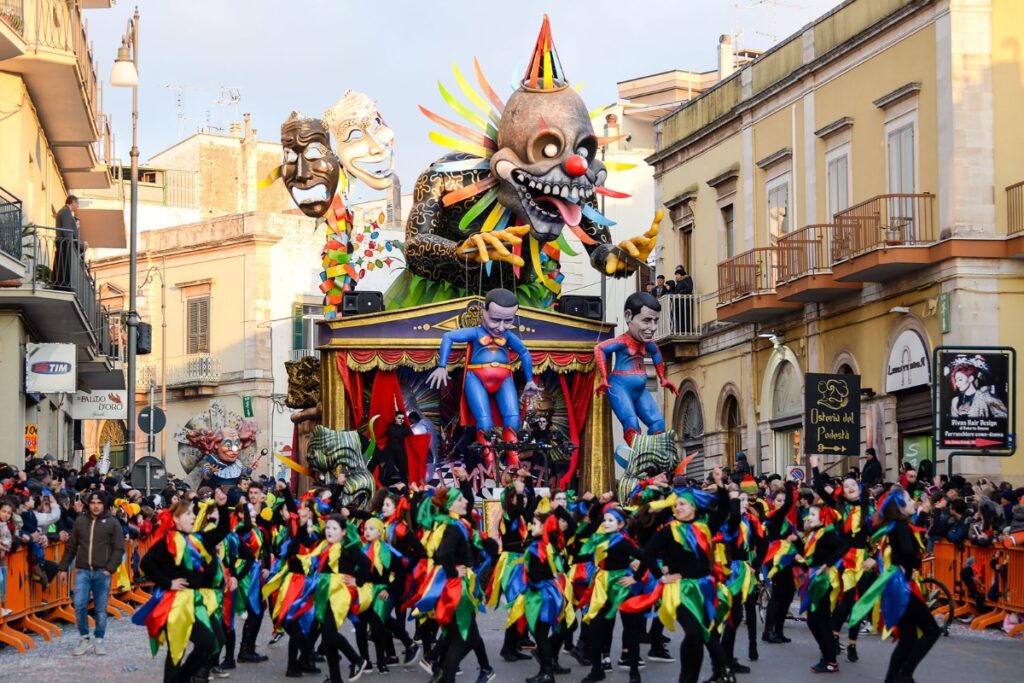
[533,621,566,670]
[832,571,874,641]
[164,622,217,683]
[765,568,795,637]
[676,604,727,683]
[322,610,363,682]
[356,608,413,666]
[440,618,484,683]
[587,605,643,675]
[884,594,940,683]
[721,590,757,662]
[284,621,316,670]
[806,599,837,664]
[239,599,265,654]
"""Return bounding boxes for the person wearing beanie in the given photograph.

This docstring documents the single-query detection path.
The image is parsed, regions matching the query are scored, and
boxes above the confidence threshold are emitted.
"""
[861,448,882,487]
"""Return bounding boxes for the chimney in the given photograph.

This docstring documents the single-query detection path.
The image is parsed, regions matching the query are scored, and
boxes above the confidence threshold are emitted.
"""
[718,34,735,81]
[244,112,252,140]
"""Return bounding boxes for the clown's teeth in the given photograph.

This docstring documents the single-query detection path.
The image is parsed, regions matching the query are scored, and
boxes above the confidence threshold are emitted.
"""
[559,185,569,198]
[544,184,551,194]
[570,187,579,201]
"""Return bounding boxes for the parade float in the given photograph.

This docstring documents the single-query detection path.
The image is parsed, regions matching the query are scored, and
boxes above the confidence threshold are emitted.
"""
[269,16,677,496]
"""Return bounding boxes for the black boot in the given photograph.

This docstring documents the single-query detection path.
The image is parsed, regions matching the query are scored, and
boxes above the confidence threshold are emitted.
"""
[748,640,758,661]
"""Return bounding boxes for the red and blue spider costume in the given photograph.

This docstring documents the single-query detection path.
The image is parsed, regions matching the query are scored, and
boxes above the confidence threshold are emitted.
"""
[595,332,676,446]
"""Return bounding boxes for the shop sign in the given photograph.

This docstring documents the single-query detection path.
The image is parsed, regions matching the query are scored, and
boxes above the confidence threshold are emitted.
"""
[71,390,128,419]
[25,423,38,454]
[937,348,1013,450]
[804,372,861,456]
[25,343,76,393]
[885,330,930,393]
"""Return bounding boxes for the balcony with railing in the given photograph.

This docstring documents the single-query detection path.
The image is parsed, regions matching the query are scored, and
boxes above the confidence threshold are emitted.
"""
[1007,181,1024,258]
[830,193,937,282]
[4,1,113,190]
[289,348,319,363]
[135,353,221,397]
[653,293,701,355]
[0,186,24,279]
[774,224,862,302]
[716,247,801,323]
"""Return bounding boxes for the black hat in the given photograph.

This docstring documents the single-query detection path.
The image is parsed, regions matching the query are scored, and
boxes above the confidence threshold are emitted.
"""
[675,266,686,275]
[865,447,877,457]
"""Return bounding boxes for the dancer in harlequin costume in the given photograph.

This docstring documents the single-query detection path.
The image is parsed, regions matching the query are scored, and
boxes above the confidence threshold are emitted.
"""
[624,472,736,683]
[795,500,848,674]
[761,480,799,644]
[134,489,231,683]
[595,292,678,447]
[360,517,421,672]
[579,504,656,683]
[849,487,940,683]
[428,288,539,465]
[413,487,490,683]
[489,470,536,662]
[716,484,765,674]
[564,491,608,668]
[215,496,259,673]
[235,481,273,663]
[505,502,577,683]
[809,454,875,663]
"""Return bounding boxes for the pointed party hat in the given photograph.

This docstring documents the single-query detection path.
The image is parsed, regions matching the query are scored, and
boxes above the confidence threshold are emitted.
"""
[522,14,568,91]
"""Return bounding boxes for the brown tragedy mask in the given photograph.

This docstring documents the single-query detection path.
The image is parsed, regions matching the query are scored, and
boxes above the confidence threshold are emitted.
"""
[216,427,242,464]
[324,90,396,191]
[280,113,340,217]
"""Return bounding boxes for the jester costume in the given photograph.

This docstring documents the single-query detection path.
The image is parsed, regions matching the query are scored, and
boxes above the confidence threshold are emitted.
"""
[797,506,848,672]
[622,487,733,683]
[489,482,534,659]
[358,518,419,670]
[715,493,765,671]
[849,492,940,683]
[761,481,799,643]
[811,465,875,660]
[134,503,230,683]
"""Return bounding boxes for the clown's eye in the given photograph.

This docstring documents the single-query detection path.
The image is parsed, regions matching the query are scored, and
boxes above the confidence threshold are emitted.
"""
[305,147,324,160]
[576,146,589,159]
[542,143,559,158]
[345,129,364,142]
[284,150,298,163]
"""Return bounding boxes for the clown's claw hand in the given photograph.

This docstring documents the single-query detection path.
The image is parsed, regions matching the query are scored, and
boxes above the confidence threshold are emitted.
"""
[427,368,450,390]
[456,226,530,267]
[605,210,663,276]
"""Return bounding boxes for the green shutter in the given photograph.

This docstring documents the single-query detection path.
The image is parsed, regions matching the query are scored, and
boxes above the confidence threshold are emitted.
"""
[292,303,303,350]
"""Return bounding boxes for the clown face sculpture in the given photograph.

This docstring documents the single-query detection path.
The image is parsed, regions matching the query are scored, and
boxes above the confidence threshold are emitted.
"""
[491,86,607,243]
[216,427,242,464]
[280,113,340,218]
[324,90,395,191]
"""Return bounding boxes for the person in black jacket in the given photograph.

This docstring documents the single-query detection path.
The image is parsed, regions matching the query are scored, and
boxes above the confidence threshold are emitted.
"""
[861,448,883,487]
[795,502,849,674]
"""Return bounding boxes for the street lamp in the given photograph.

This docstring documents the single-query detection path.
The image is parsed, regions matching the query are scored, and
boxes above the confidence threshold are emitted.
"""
[111,7,140,466]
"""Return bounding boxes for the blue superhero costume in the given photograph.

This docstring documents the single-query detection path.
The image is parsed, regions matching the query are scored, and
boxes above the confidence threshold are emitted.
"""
[595,332,673,446]
[437,326,534,460]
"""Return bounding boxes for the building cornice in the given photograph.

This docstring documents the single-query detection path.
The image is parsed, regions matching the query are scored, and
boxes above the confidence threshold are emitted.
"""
[814,116,855,139]
[755,147,793,170]
[707,166,740,190]
[873,81,921,109]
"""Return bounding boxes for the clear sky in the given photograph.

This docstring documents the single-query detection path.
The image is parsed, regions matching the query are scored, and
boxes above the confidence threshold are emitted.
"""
[89,0,840,203]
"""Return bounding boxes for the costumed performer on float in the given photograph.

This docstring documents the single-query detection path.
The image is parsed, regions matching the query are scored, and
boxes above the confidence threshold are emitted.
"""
[595,292,678,446]
[428,288,539,464]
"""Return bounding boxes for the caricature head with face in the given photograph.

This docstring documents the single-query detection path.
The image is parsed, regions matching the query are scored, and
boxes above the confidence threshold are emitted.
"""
[279,112,340,217]
[216,427,242,464]
[488,17,607,243]
[324,90,395,191]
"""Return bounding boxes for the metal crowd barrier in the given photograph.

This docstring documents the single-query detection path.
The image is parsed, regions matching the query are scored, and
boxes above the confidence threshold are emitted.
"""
[925,540,1024,638]
[0,538,154,653]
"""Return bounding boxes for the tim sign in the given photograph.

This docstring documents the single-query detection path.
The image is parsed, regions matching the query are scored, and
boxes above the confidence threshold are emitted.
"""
[25,343,76,393]
[804,372,861,456]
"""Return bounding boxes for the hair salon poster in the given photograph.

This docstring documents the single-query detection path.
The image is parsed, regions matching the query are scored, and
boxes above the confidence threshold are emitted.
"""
[937,349,1013,449]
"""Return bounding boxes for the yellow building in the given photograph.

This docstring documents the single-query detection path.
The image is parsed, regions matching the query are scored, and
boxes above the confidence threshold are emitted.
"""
[0,0,121,467]
[650,0,1024,483]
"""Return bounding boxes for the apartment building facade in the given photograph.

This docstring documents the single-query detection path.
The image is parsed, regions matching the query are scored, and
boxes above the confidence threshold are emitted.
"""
[650,0,1024,482]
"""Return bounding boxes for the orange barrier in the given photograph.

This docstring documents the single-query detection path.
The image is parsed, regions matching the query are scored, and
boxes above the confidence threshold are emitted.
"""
[0,536,154,654]
[926,540,1024,638]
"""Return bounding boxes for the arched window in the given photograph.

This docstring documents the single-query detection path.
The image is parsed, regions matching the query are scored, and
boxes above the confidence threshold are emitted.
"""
[772,361,803,472]
[838,363,854,375]
[722,394,742,469]
[98,419,127,469]
[678,390,705,480]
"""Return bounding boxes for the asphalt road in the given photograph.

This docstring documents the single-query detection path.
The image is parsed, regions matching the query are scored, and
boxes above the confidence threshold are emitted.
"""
[0,606,1020,682]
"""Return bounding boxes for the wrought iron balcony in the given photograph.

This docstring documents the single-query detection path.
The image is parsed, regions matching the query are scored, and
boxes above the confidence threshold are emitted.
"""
[775,224,861,302]
[0,0,24,36]
[167,353,221,387]
[1008,181,1024,236]
[0,185,22,265]
[288,348,318,363]
[716,247,801,323]
[829,193,937,282]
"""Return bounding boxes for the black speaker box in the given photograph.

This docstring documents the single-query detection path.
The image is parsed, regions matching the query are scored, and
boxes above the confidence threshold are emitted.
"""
[136,321,152,355]
[342,291,384,316]
[558,295,603,321]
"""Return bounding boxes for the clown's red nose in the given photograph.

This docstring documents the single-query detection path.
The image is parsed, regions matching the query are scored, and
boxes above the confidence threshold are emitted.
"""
[564,155,588,177]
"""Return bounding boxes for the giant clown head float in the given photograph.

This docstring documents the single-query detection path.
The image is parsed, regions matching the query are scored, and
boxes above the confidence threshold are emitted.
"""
[279,112,340,218]
[324,90,396,191]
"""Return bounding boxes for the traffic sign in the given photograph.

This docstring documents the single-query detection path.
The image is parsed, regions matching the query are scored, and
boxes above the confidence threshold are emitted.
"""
[786,465,806,482]
[130,455,168,495]
[139,406,167,434]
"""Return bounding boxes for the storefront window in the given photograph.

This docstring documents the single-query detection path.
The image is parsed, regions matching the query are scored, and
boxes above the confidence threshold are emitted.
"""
[771,360,803,473]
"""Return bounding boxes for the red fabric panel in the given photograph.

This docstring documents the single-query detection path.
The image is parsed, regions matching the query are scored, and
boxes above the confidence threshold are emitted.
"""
[368,370,407,448]
[336,351,364,427]
[559,370,594,489]
[406,433,431,484]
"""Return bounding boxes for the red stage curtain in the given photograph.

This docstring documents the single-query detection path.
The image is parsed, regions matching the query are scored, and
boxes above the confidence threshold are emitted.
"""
[559,370,595,489]
[336,352,364,427]
[368,370,406,448]
[406,433,431,484]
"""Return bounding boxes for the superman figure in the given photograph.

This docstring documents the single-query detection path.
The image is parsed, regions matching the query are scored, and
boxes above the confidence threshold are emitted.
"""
[595,291,678,446]
[428,288,538,462]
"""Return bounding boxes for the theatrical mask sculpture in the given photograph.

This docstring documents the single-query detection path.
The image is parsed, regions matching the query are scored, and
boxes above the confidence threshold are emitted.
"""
[279,113,340,218]
[323,90,396,191]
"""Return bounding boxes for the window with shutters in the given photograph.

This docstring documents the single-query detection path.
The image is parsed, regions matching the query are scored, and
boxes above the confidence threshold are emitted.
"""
[187,297,210,354]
